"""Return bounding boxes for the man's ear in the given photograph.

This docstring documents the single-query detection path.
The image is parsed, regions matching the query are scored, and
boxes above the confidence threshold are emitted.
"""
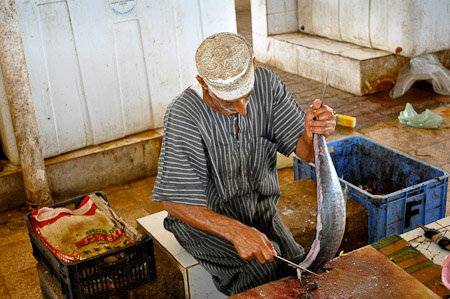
[252,56,256,70]
[196,75,208,91]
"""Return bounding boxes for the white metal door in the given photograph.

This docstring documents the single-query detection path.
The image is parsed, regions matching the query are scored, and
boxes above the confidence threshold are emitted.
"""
[0,0,237,163]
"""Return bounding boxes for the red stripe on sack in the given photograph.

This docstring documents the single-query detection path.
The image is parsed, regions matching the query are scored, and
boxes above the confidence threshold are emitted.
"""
[32,224,82,263]
[30,195,98,228]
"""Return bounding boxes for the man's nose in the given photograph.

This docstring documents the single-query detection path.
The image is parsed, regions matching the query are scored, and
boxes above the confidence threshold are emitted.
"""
[235,98,248,116]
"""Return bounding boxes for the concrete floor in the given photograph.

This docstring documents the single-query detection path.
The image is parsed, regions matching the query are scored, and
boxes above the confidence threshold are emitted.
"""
[1,8,450,299]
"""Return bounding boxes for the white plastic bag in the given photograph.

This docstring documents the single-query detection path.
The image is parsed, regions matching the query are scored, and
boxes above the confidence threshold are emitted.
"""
[390,54,450,99]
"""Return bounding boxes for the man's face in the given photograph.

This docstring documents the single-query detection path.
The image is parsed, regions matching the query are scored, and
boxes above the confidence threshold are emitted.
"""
[208,88,253,116]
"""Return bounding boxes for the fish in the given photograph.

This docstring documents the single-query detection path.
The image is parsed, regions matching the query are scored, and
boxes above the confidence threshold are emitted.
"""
[297,128,347,273]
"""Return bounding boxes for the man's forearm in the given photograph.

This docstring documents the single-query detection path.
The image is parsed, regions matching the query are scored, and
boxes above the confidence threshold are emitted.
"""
[162,201,247,242]
[162,201,277,263]
[295,133,314,163]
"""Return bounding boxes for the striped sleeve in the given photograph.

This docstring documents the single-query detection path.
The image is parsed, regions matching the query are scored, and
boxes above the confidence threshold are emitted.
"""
[270,71,306,156]
[152,98,209,206]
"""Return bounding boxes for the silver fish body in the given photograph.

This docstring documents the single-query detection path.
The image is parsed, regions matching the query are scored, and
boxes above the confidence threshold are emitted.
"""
[298,133,346,272]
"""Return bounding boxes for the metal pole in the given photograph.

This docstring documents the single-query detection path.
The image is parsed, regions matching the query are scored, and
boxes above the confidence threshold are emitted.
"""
[0,0,53,207]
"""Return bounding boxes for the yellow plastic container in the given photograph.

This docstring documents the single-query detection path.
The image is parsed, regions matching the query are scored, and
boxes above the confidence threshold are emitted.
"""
[336,114,356,128]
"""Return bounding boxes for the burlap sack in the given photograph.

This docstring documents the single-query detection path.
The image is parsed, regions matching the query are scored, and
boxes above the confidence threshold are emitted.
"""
[30,194,140,263]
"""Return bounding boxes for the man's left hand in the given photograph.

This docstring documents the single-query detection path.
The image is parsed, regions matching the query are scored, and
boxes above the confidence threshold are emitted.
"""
[304,98,336,142]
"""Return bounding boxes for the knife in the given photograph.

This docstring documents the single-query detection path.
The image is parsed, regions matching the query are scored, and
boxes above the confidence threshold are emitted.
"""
[320,73,328,106]
[274,254,319,277]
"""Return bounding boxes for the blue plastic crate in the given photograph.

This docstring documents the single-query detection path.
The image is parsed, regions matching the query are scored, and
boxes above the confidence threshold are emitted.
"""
[294,135,449,243]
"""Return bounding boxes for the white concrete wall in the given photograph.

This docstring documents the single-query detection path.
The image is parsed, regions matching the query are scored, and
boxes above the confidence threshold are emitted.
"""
[267,0,297,35]
[251,0,410,96]
[298,0,450,57]
[252,0,298,63]
[255,0,450,61]
[0,0,237,165]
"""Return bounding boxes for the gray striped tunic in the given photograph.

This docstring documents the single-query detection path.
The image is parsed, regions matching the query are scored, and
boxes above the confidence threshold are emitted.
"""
[153,67,306,296]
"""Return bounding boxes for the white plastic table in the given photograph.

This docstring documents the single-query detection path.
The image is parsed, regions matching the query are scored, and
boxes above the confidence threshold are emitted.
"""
[137,211,227,299]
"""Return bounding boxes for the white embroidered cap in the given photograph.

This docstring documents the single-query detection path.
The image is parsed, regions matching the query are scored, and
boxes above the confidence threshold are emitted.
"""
[195,32,254,101]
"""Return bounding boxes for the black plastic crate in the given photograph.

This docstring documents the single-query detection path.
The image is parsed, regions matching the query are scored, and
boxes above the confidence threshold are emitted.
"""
[26,192,156,298]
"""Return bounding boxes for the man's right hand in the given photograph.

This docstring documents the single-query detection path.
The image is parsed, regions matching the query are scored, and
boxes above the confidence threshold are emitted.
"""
[225,223,277,264]
[162,201,277,264]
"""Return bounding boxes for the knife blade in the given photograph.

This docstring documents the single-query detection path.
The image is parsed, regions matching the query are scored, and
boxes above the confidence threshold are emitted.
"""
[320,73,328,106]
[274,254,319,277]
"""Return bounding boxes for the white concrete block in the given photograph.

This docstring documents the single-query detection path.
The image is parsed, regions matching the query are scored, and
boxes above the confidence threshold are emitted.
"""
[272,38,298,74]
[253,33,274,64]
[297,0,450,57]
[267,32,410,95]
[267,0,284,14]
[339,0,371,48]
[285,0,297,12]
[251,0,268,36]
[297,0,313,32]
[253,1,448,95]
[267,10,298,35]
[276,32,390,59]
[296,46,361,94]
[310,0,341,40]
